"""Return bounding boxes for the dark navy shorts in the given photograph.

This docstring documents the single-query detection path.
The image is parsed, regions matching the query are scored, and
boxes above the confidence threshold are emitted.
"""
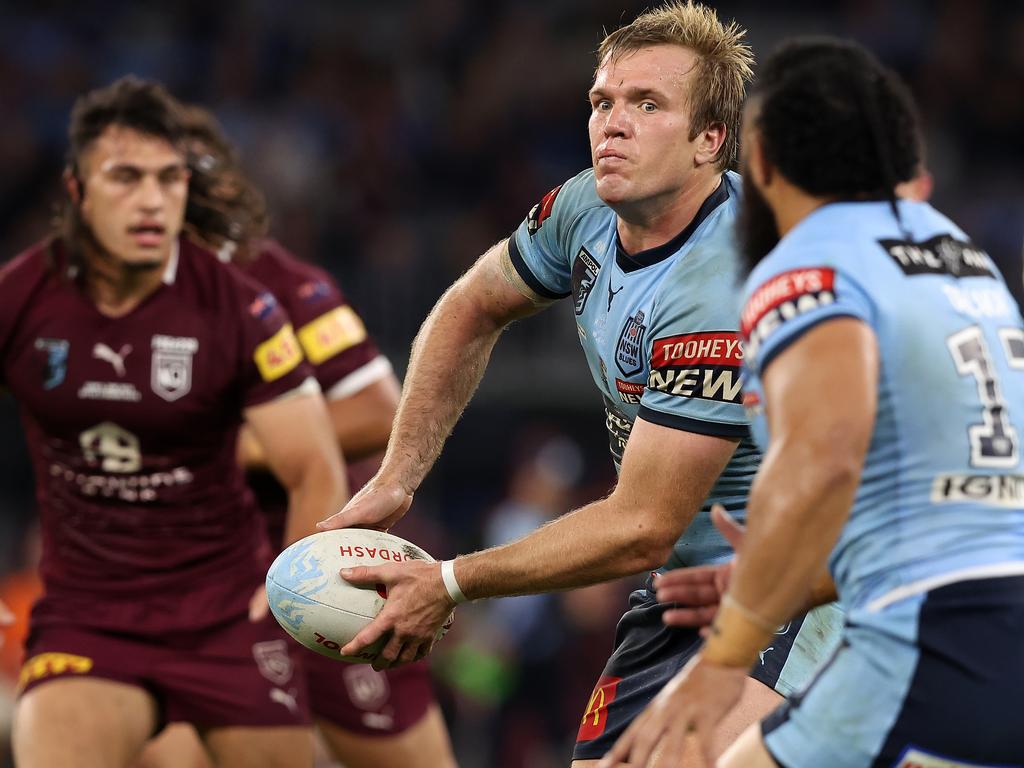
[573,576,843,761]
[763,575,1024,768]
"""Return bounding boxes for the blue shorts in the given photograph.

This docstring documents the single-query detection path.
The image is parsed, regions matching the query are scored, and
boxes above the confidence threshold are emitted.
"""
[572,577,844,761]
[763,575,1024,768]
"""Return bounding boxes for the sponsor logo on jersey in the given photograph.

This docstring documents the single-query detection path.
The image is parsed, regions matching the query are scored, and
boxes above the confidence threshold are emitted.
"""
[77,381,142,402]
[18,652,93,692]
[297,279,331,302]
[743,390,763,418]
[297,306,367,365]
[151,335,198,402]
[249,291,278,319]
[615,378,644,404]
[896,746,1001,768]
[252,639,294,686]
[879,235,994,279]
[526,184,562,237]
[254,324,303,382]
[571,246,600,316]
[647,331,744,403]
[615,310,647,377]
[576,675,622,743]
[931,473,1024,507]
[92,343,132,376]
[34,338,69,390]
[343,665,390,710]
[741,268,836,361]
[603,397,633,465]
[338,545,420,562]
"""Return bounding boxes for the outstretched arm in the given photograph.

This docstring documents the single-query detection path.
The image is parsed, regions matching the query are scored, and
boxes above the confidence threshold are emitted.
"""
[319,239,550,530]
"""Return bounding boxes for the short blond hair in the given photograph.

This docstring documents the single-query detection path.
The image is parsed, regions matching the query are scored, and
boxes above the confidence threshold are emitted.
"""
[598,1,754,170]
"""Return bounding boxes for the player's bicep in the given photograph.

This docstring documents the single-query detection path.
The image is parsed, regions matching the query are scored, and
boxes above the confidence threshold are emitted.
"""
[762,318,878,472]
[613,418,738,543]
[244,386,343,490]
[457,239,553,326]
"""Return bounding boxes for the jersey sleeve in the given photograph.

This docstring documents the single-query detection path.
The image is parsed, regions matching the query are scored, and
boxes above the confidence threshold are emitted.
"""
[506,169,602,300]
[278,265,389,401]
[639,268,749,438]
[232,279,318,410]
[740,253,876,377]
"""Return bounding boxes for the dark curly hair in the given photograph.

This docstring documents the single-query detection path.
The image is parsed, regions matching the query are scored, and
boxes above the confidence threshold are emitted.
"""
[181,105,268,257]
[751,37,922,205]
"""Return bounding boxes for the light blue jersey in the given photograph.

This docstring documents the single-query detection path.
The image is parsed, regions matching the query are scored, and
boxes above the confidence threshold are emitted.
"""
[740,199,1024,614]
[509,169,760,570]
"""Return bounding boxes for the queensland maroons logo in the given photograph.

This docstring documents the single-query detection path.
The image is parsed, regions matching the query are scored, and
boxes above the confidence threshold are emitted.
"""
[150,334,198,402]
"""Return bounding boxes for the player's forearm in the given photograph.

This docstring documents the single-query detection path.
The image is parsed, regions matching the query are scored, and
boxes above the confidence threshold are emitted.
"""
[378,284,507,493]
[283,458,349,547]
[727,436,858,625]
[455,496,679,599]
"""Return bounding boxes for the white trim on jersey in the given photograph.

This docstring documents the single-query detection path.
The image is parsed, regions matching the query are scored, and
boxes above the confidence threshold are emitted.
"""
[270,375,323,403]
[325,356,393,401]
[865,561,1024,613]
[162,241,181,285]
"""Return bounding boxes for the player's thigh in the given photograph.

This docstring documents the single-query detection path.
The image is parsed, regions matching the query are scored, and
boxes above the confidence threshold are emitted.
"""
[317,703,456,768]
[14,677,157,768]
[132,723,212,768]
[718,722,779,768]
[203,725,315,768]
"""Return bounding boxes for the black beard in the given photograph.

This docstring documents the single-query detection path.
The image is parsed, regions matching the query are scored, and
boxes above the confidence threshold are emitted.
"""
[738,171,781,276]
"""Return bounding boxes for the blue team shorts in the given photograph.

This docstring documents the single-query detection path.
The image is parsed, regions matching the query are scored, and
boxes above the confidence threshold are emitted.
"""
[572,575,844,761]
[763,575,1024,768]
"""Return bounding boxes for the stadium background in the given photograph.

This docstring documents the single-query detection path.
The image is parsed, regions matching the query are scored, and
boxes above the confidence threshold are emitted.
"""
[0,1,1021,765]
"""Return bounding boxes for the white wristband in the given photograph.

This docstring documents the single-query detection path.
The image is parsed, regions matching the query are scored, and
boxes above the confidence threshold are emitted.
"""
[440,560,468,604]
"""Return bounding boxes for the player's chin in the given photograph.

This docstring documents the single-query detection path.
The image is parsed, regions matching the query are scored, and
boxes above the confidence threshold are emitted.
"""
[594,175,634,206]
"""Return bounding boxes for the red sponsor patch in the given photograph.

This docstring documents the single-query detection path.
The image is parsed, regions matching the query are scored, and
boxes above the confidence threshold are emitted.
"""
[615,379,645,395]
[651,331,743,369]
[576,675,622,742]
[527,184,563,236]
[742,390,760,408]
[740,268,835,338]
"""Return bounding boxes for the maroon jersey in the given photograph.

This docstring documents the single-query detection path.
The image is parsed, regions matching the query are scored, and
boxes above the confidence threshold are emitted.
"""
[0,237,314,634]
[237,239,389,545]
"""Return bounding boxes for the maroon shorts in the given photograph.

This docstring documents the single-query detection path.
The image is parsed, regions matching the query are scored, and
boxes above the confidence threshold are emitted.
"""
[19,615,311,729]
[302,647,435,736]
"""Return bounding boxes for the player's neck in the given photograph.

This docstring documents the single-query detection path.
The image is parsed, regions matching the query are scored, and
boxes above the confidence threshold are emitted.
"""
[615,170,722,255]
[772,183,835,238]
[81,244,170,318]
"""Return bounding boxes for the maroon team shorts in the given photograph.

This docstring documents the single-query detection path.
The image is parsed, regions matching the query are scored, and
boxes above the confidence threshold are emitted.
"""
[301,646,436,736]
[18,615,311,729]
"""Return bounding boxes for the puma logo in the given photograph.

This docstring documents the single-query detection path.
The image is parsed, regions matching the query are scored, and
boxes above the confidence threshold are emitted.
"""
[269,687,299,715]
[607,283,624,311]
[92,343,132,377]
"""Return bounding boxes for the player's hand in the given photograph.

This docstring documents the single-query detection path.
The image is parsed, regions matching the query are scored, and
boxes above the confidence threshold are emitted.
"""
[248,585,269,622]
[339,560,454,670]
[658,505,744,630]
[317,476,413,532]
[597,653,747,768]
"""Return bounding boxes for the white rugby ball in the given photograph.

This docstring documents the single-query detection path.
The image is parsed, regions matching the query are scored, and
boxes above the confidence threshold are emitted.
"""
[266,528,442,664]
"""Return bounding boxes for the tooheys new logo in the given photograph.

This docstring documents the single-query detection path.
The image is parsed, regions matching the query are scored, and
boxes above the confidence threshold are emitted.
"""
[648,331,744,402]
[741,267,836,362]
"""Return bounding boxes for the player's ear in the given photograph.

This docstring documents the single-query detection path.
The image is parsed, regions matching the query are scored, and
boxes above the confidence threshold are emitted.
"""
[694,121,727,167]
[64,167,83,205]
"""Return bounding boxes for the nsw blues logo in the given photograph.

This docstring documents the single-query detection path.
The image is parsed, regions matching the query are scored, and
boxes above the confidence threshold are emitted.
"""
[615,310,646,377]
[34,338,69,390]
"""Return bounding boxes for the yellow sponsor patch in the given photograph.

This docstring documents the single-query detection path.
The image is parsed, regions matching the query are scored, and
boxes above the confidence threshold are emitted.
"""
[254,323,303,382]
[18,652,94,692]
[297,306,367,365]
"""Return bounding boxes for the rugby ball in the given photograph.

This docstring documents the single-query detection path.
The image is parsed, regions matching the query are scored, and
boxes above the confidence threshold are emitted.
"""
[266,528,443,664]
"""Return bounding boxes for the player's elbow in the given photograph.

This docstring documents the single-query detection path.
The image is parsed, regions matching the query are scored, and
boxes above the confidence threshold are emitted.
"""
[621,515,678,572]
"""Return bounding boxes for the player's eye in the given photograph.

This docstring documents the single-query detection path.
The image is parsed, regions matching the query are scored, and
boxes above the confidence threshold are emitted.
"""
[108,167,142,184]
[159,166,189,185]
[593,99,612,111]
[640,101,658,113]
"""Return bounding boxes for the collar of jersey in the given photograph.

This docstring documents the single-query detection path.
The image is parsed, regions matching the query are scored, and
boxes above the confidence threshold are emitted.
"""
[614,177,729,274]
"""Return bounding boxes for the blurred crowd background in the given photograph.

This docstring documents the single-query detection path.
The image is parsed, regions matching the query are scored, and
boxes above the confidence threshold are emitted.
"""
[1,1,1022,765]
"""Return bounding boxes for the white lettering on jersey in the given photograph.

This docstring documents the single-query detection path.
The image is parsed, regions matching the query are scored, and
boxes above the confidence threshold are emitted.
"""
[941,284,1014,320]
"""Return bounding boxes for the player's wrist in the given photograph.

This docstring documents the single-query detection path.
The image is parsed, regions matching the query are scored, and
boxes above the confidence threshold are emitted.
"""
[440,559,469,604]
[701,593,777,668]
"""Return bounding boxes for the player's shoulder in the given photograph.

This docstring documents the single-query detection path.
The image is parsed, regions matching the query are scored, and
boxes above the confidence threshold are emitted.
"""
[176,237,275,314]
[527,167,608,237]
[0,238,58,288]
